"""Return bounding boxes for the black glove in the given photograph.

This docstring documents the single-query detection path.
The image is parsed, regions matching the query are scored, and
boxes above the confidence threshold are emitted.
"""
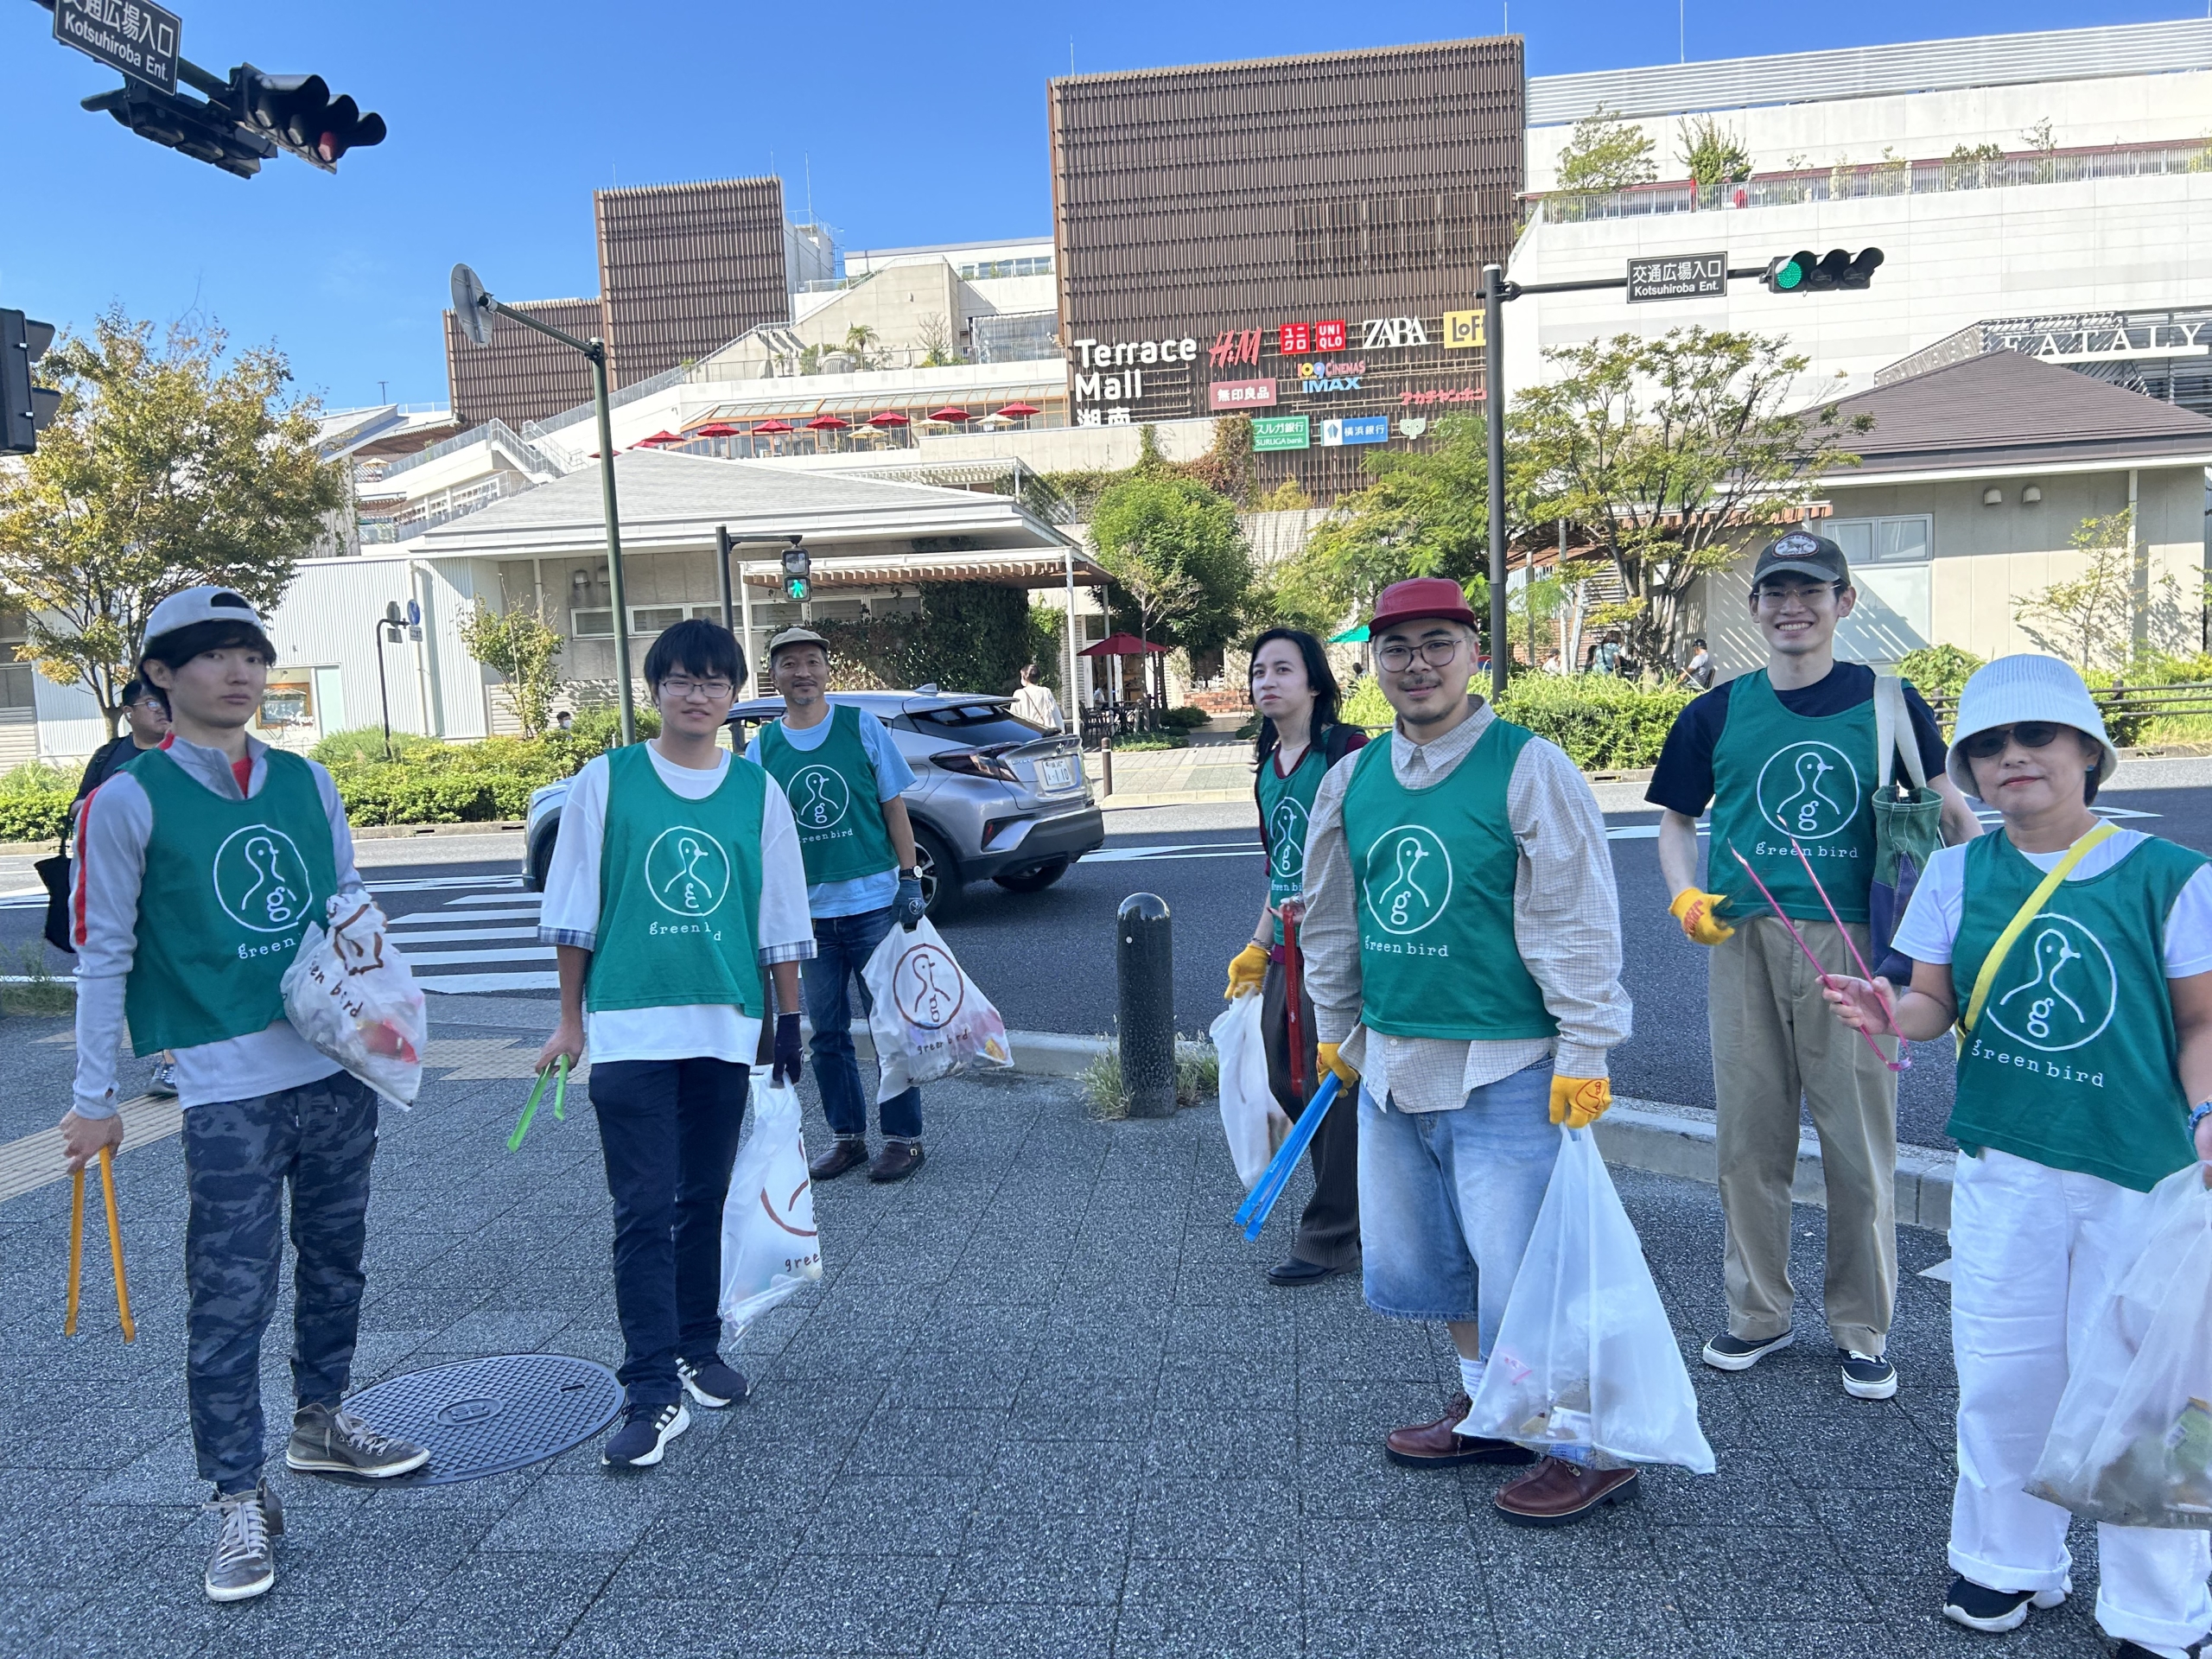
[895,874,927,931]
[772,1012,804,1086]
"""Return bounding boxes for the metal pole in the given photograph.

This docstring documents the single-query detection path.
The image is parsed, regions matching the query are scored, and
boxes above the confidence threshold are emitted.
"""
[715,524,736,635]
[1062,544,1079,734]
[1116,893,1176,1117]
[372,619,394,760]
[737,556,757,693]
[589,345,636,745]
[1483,262,1509,702]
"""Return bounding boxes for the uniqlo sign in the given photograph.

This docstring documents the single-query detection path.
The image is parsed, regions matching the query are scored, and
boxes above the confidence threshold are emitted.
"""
[1278,321,1346,356]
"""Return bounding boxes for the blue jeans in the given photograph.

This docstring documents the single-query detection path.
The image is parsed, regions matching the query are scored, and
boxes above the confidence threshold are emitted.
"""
[588,1057,751,1406]
[1357,1059,1560,1357]
[804,906,922,1142]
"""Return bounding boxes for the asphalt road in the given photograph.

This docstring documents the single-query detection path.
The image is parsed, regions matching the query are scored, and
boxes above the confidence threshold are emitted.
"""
[13,782,2212,1151]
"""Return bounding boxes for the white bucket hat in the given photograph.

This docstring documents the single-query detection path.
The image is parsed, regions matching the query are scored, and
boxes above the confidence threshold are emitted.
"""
[1945,652,2120,794]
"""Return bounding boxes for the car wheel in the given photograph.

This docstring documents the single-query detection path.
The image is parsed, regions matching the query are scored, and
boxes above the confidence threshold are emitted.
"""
[911,824,962,918]
[992,858,1070,893]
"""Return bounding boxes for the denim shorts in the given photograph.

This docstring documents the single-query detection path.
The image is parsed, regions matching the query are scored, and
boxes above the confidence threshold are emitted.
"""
[1356,1058,1560,1354]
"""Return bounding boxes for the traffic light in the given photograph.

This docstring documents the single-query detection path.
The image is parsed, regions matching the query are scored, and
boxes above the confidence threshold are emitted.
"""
[80,81,276,179]
[2,310,62,457]
[781,541,812,603]
[230,65,385,169]
[1764,248,1885,294]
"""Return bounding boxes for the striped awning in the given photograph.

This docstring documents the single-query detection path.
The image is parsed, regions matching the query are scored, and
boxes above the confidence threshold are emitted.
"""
[738,550,1105,589]
[691,383,1066,426]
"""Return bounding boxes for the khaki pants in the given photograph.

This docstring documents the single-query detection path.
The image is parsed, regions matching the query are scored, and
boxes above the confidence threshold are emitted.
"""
[1708,916,1898,1357]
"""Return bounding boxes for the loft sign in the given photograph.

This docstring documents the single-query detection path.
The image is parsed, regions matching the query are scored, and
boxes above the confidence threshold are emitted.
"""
[1626,252,1726,302]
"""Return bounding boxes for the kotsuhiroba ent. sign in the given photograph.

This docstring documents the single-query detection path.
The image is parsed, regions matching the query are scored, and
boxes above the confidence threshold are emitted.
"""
[52,0,181,95]
[1627,251,1726,303]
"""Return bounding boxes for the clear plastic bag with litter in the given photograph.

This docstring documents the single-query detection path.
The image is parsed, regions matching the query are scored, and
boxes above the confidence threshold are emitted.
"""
[280,893,427,1105]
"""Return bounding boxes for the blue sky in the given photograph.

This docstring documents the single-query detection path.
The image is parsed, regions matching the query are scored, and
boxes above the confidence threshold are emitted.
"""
[0,0,2184,413]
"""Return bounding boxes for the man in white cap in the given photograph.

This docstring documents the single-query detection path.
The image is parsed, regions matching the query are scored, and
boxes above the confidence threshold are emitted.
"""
[58,587,427,1605]
[1822,654,2212,1656]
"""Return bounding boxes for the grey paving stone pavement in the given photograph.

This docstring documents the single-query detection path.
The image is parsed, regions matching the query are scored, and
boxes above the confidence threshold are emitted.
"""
[0,1007,2126,1657]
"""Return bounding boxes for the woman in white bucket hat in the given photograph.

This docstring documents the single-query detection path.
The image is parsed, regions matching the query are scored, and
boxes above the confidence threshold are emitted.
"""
[1824,653,2212,1655]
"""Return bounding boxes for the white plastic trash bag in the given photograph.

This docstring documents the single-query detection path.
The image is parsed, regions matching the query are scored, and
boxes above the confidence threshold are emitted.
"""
[1211,994,1288,1190]
[2029,1163,2212,1528]
[280,893,427,1106]
[861,917,1011,1103]
[718,1079,823,1342]
[1462,1126,1716,1473]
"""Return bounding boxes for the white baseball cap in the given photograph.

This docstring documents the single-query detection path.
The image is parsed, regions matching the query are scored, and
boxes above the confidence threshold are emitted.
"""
[1945,652,2120,794]
[143,585,270,649]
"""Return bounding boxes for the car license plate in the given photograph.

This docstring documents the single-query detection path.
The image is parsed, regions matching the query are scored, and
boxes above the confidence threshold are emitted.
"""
[1039,757,1075,792]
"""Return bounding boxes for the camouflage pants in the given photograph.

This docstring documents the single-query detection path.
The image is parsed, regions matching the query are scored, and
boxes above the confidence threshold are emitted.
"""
[181,1070,379,1493]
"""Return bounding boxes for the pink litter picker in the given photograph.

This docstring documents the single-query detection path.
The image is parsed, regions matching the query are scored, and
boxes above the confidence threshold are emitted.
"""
[1726,845,1905,1073]
[1788,835,1909,1071]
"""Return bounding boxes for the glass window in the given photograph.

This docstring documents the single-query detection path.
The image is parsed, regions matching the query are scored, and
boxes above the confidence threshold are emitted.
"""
[1830,520,1873,566]
[1827,514,1931,565]
[1878,517,1931,562]
[0,665,33,710]
[571,608,613,637]
[907,705,1038,747]
[632,607,683,633]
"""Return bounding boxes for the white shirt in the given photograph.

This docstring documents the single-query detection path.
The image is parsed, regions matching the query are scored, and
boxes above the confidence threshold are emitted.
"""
[538,745,815,1064]
[1011,684,1064,730]
[1893,829,2212,979]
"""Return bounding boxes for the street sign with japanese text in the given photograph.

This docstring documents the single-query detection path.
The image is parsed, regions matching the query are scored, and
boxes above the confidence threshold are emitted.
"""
[1319,416,1389,447]
[52,0,181,96]
[1252,415,1310,452]
[1627,252,1726,302]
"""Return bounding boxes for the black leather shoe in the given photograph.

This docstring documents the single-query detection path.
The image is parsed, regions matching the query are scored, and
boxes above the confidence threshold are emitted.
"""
[868,1141,925,1183]
[1266,1257,1343,1287]
[809,1139,869,1181]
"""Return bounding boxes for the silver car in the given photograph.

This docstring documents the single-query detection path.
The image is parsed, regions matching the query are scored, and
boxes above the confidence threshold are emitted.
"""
[522,689,1103,916]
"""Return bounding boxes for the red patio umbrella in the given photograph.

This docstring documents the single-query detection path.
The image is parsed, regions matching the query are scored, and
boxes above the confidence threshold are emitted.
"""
[752,419,794,434]
[693,423,740,438]
[1077,632,1168,657]
[804,414,850,430]
[928,406,971,423]
[996,403,1040,418]
[634,430,683,446]
[866,410,910,428]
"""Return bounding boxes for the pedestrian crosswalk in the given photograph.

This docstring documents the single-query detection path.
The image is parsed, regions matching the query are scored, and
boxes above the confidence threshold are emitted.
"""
[376,880,556,995]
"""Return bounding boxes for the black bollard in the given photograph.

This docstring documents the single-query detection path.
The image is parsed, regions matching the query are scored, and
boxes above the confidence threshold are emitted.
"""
[1116,892,1175,1117]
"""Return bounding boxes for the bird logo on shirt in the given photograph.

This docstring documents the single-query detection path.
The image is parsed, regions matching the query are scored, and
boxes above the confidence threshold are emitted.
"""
[1360,823,1455,938]
[644,826,732,918]
[789,764,851,831]
[212,824,315,936]
[893,942,967,1031]
[1268,798,1310,886]
[1986,914,2117,1052]
[1755,741,1861,842]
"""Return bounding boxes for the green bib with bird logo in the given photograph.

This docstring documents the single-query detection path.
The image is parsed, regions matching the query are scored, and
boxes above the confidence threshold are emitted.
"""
[1709,669,1879,925]
[1257,741,1330,947]
[756,704,898,887]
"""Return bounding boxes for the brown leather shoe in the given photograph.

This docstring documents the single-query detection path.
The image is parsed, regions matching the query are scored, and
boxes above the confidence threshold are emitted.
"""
[808,1138,869,1181]
[1493,1457,1641,1528]
[868,1141,925,1183]
[1383,1396,1541,1469]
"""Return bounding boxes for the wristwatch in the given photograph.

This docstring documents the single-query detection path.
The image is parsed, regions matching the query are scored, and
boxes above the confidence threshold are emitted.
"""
[2190,1101,2212,1135]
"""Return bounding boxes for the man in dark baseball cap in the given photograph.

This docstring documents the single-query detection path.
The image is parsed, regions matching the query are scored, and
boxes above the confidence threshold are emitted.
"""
[1646,526,1980,1405]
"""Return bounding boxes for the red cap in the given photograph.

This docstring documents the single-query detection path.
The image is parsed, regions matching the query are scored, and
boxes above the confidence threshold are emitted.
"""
[1370,577,1477,634]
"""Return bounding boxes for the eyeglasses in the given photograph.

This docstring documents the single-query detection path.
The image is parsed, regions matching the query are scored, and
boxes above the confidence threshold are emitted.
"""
[1375,639,1465,671]
[1961,721,2069,760]
[659,677,734,702]
[1752,583,1841,609]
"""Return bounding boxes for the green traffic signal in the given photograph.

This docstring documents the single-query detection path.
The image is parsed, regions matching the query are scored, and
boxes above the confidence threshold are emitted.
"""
[785,577,810,601]
[1764,247,1883,295]
[1765,251,1812,293]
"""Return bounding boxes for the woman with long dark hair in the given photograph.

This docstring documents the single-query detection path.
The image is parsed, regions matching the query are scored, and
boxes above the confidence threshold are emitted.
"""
[1224,627,1368,1285]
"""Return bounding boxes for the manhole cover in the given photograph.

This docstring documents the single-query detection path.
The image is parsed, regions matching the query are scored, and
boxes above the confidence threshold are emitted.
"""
[334,1353,621,1485]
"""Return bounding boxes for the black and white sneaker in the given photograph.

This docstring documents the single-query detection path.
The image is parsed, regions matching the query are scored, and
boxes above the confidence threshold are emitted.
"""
[1701,1331,1793,1371]
[1840,1350,1898,1401]
[677,1356,750,1409]
[602,1399,690,1468]
[285,1401,430,1478]
[1942,1573,2069,1633]
[202,1480,283,1603]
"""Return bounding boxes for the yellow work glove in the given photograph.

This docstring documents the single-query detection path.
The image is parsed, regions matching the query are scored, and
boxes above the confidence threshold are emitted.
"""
[1224,944,1268,1001]
[1669,888,1735,946]
[1550,1074,1612,1130]
[1317,1042,1360,1087]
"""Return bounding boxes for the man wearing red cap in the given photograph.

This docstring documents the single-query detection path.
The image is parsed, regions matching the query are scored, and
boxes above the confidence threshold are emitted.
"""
[1300,577,1637,1528]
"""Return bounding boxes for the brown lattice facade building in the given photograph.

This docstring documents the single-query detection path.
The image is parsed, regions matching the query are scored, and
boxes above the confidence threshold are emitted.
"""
[1048,37,1524,499]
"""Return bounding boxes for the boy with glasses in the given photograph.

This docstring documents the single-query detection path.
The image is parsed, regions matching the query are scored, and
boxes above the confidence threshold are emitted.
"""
[749,629,931,1185]
[537,619,814,1469]
[1300,578,1637,1529]
[1649,531,1980,1401]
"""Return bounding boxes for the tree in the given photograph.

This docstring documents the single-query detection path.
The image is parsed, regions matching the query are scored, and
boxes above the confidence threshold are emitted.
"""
[841,323,884,371]
[1555,105,1658,193]
[0,307,343,736]
[1513,327,1868,670]
[1676,115,1752,188]
[1088,473,1251,659]
[2013,510,2137,672]
[916,315,965,368]
[459,599,566,736]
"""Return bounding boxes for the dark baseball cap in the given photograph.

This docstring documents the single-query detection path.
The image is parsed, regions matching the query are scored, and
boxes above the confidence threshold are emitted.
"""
[1751,530,1850,588]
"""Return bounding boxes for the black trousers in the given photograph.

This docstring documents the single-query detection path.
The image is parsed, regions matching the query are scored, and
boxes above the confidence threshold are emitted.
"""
[1260,952,1361,1271]
[588,1057,752,1405]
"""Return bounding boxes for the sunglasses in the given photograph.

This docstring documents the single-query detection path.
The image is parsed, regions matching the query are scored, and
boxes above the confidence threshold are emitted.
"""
[1960,721,2070,760]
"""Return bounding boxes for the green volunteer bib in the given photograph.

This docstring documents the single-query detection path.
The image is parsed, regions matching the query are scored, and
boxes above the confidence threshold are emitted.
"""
[1257,738,1331,947]
[1708,669,1879,924]
[1340,718,1557,1042]
[756,704,899,887]
[123,747,338,1056]
[1950,831,2207,1193]
[586,744,767,1015]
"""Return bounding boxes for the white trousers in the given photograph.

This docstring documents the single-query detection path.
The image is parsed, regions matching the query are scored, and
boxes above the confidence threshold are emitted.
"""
[1950,1147,2212,1650]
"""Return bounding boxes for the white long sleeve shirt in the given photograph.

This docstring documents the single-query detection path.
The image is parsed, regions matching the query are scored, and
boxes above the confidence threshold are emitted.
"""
[72,734,359,1117]
[537,745,816,1064]
[1300,701,1632,1111]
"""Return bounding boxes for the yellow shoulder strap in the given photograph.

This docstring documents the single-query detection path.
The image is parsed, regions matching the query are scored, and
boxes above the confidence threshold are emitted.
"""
[1960,821,2119,1036]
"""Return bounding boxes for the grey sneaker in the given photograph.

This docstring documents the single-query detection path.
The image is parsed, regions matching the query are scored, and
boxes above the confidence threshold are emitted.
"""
[285,1401,429,1479]
[203,1480,283,1603]
[146,1059,178,1097]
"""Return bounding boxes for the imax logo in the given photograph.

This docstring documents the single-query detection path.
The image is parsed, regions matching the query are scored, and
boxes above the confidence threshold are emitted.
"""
[1362,317,1429,348]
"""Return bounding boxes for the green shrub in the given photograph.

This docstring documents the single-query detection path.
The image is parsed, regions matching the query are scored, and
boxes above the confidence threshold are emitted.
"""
[1343,677,1391,729]
[1109,733,1188,752]
[1344,673,1693,770]
[0,760,81,796]
[311,726,442,766]
[1897,645,1983,704]
[1158,705,1212,731]
[0,791,71,842]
